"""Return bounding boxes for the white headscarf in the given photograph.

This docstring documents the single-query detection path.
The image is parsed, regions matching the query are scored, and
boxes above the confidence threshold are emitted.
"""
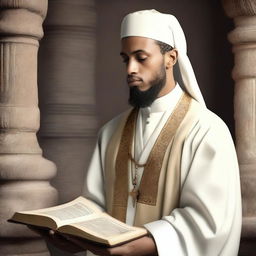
[120,9,205,105]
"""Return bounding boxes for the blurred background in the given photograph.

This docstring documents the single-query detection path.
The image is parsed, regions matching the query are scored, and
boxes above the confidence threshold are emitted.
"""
[3,0,249,255]
[38,0,234,205]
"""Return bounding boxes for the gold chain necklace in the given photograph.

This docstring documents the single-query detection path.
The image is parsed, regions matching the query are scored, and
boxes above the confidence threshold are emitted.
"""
[128,149,147,207]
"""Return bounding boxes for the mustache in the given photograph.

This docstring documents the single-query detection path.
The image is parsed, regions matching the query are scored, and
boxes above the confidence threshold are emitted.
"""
[127,75,143,83]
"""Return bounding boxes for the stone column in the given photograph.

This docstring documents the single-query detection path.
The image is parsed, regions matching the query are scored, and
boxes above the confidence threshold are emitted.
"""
[222,0,256,254]
[0,1,58,255]
[38,0,98,203]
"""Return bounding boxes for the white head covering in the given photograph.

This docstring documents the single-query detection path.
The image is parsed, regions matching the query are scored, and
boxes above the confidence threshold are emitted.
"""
[120,9,205,105]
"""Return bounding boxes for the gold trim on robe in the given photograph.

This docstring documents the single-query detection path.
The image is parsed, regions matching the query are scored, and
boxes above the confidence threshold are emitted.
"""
[110,93,192,222]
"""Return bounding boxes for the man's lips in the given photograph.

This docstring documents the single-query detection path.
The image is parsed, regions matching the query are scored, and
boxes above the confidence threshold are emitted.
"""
[127,77,143,85]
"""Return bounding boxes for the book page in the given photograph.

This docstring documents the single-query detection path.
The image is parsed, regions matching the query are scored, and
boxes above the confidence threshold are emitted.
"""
[59,213,148,246]
[76,216,134,237]
[58,213,147,246]
[34,197,102,224]
[39,202,95,221]
[11,196,103,228]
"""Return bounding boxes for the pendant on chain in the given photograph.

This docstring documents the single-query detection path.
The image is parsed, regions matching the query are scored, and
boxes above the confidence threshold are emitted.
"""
[129,164,140,207]
[129,187,139,207]
[128,153,146,207]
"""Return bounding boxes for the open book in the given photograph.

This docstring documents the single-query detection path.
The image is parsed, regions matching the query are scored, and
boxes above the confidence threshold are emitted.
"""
[10,196,147,247]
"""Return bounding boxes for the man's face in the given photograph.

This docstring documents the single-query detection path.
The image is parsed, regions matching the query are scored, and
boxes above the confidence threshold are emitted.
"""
[120,37,167,107]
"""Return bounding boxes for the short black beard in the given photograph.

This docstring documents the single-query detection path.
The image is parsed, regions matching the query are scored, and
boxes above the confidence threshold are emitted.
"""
[128,66,166,108]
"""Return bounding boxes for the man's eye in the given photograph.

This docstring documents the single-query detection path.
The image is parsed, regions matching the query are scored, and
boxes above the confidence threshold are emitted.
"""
[137,57,147,62]
[122,58,129,63]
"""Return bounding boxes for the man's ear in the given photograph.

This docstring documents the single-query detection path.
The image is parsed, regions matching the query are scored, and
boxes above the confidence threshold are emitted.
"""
[165,49,178,69]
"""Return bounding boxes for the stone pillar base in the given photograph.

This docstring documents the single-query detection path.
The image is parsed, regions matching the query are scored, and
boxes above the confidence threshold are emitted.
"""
[0,1,58,255]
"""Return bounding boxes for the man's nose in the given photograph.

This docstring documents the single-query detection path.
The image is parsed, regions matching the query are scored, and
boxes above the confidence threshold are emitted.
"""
[126,60,138,74]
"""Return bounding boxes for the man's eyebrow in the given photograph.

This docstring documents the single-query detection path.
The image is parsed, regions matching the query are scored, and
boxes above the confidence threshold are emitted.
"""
[120,49,148,56]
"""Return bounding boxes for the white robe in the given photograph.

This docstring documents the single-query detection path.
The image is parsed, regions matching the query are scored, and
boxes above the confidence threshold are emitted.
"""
[82,84,242,256]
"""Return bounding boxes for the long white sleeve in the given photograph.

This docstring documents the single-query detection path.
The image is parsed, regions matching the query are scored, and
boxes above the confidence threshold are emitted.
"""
[81,115,125,256]
[82,113,125,210]
[82,106,241,256]
[145,111,242,256]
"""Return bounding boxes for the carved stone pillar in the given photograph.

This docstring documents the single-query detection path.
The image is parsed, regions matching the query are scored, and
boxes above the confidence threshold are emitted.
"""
[222,0,256,254]
[0,1,58,255]
[38,0,98,203]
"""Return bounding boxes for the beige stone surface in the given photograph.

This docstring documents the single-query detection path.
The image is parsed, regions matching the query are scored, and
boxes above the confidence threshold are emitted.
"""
[0,0,57,255]
[223,0,256,254]
[38,0,98,203]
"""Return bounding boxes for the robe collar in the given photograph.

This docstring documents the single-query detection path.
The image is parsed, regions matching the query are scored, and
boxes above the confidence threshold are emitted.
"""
[112,92,192,222]
[136,83,183,158]
[140,83,183,117]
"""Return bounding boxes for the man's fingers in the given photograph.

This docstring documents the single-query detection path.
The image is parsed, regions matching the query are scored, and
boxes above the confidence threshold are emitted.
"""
[27,225,50,237]
[27,226,83,253]
[64,236,114,255]
[64,236,96,250]
[48,229,55,236]
[46,231,84,253]
[65,236,132,256]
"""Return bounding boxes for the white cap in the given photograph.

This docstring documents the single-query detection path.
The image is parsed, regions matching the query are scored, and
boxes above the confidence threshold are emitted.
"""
[121,9,205,105]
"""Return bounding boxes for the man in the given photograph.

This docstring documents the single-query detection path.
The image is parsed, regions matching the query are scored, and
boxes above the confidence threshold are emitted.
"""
[35,10,242,256]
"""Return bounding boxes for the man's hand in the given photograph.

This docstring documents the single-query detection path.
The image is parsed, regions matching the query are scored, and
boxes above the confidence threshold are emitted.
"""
[28,225,83,254]
[66,235,158,256]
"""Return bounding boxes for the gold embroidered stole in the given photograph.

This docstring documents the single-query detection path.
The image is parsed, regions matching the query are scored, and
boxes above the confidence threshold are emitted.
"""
[112,93,192,222]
